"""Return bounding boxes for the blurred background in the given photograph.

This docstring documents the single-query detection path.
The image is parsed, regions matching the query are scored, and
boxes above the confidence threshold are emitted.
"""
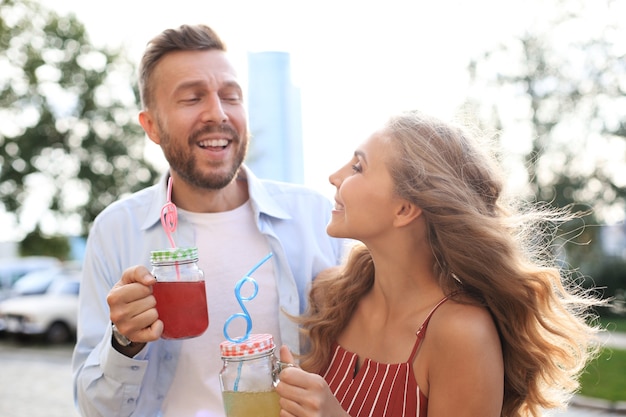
[0,0,624,415]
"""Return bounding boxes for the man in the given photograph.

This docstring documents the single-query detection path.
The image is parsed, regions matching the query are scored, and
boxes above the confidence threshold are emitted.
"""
[72,24,345,417]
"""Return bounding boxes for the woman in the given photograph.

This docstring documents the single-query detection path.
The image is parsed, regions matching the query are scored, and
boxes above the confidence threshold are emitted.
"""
[276,110,601,417]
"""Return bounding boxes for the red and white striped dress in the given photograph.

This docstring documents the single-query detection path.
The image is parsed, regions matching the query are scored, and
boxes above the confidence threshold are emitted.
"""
[322,296,450,417]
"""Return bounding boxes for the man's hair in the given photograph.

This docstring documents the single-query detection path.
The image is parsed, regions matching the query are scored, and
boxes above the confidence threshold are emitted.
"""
[138,24,226,110]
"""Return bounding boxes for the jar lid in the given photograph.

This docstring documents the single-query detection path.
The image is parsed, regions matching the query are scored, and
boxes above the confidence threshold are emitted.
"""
[150,247,199,264]
[220,333,275,358]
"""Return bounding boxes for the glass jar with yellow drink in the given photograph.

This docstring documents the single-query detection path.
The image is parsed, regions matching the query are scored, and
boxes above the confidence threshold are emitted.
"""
[219,333,281,417]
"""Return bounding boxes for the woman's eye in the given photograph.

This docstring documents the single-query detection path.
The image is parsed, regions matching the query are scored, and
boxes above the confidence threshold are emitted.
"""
[351,163,362,173]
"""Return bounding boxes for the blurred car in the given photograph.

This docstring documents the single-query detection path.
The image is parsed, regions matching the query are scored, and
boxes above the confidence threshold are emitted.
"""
[11,262,81,296]
[0,256,61,301]
[0,266,81,343]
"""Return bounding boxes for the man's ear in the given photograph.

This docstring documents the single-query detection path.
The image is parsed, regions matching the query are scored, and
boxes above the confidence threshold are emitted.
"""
[394,200,422,227]
[138,110,161,145]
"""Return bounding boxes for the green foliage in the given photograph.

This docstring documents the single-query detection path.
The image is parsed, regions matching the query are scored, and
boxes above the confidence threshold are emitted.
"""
[600,317,626,333]
[579,347,626,402]
[465,0,626,303]
[586,259,626,317]
[0,0,160,237]
[19,227,70,260]
[466,0,625,225]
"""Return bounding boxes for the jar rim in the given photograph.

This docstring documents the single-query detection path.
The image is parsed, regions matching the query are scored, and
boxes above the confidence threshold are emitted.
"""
[220,333,275,357]
[150,247,199,264]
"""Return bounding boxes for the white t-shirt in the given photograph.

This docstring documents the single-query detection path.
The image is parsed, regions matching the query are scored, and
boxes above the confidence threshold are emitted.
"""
[162,201,281,417]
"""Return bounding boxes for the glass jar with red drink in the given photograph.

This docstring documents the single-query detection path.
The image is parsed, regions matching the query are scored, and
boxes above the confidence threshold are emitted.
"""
[151,247,208,339]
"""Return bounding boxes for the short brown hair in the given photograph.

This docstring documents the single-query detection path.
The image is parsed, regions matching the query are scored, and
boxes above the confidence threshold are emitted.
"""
[138,24,226,109]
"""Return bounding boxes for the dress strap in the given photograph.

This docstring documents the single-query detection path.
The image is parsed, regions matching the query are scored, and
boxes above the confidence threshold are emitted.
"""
[407,295,451,362]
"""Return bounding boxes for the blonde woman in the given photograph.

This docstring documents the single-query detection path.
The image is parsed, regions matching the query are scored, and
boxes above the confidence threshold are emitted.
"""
[276,110,601,417]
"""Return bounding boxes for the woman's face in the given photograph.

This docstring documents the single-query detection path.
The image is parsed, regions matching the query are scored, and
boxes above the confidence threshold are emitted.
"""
[328,130,404,243]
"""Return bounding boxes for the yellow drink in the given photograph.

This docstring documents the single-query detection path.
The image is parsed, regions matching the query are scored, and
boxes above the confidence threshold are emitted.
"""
[222,390,280,417]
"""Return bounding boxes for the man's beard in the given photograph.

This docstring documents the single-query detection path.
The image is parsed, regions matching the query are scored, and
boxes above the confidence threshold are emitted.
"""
[158,122,247,190]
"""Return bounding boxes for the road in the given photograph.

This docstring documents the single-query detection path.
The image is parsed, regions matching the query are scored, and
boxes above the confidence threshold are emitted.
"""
[0,337,79,417]
[0,334,624,417]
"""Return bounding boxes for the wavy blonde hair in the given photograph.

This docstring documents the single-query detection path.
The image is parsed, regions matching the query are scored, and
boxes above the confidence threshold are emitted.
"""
[297,110,602,417]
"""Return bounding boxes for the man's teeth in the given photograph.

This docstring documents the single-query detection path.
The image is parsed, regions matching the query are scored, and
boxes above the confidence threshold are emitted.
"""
[199,139,228,147]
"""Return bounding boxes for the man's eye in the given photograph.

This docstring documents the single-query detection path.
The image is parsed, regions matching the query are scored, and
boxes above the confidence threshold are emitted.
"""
[221,95,241,103]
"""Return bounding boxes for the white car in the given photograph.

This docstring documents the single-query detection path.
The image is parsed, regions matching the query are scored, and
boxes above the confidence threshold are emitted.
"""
[0,256,61,301]
[0,267,81,343]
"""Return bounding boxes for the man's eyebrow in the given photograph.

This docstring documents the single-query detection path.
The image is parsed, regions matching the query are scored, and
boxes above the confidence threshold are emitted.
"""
[172,80,242,94]
[220,81,243,93]
[222,80,242,89]
[172,80,204,95]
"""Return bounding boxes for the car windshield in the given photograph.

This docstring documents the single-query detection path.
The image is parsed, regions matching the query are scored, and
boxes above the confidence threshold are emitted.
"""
[48,278,80,295]
[12,268,59,295]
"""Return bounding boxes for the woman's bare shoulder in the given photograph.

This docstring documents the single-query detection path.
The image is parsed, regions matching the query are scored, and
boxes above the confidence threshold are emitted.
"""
[427,300,501,348]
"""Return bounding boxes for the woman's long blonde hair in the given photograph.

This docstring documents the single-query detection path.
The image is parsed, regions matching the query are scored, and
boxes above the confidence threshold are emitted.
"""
[297,110,602,417]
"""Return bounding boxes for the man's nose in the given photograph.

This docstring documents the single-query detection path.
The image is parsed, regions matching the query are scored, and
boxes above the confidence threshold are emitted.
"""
[201,94,228,123]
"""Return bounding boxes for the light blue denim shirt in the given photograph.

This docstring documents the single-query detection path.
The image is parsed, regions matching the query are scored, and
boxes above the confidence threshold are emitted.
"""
[72,166,347,417]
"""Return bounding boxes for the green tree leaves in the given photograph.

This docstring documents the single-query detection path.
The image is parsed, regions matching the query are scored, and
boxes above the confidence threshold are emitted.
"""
[0,0,160,237]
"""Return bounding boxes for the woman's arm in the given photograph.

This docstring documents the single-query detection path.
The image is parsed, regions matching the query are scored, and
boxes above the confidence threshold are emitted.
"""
[422,303,504,417]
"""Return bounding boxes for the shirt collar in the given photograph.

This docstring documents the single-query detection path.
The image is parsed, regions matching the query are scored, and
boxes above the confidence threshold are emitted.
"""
[140,165,290,231]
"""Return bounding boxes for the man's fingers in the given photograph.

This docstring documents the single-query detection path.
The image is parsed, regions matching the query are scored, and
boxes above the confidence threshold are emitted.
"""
[120,265,155,286]
[128,318,163,342]
[109,287,156,321]
[108,281,153,308]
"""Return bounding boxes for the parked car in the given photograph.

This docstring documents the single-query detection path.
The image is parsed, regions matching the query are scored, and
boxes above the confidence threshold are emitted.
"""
[10,263,80,296]
[0,266,81,343]
[0,257,61,301]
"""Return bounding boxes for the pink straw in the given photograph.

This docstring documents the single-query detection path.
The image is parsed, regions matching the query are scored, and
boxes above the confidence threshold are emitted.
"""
[160,176,181,280]
[161,176,178,248]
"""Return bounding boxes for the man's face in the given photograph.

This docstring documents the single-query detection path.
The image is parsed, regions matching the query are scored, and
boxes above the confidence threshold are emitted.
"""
[140,49,248,190]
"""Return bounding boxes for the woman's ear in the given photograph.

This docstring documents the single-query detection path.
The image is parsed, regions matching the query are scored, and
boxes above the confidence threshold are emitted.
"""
[394,200,422,227]
[138,110,161,145]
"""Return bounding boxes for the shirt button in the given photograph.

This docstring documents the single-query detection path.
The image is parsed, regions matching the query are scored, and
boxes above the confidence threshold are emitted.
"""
[127,398,135,404]
[131,365,140,371]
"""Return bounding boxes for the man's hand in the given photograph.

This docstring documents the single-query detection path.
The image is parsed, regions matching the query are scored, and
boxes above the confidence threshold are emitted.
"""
[106,265,163,355]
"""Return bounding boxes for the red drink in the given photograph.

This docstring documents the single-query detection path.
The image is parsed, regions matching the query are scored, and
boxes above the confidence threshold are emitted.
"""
[153,281,209,339]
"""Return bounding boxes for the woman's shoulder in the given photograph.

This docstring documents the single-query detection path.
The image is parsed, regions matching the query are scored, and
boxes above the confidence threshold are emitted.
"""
[426,299,500,348]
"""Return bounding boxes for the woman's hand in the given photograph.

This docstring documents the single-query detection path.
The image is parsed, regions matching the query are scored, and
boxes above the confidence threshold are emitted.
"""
[275,346,349,417]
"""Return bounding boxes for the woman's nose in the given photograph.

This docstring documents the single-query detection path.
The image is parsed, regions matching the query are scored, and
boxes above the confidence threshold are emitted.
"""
[329,169,342,188]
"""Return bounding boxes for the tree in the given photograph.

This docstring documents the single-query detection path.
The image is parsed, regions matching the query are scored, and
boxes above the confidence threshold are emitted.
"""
[466,0,625,227]
[0,0,160,238]
[20,226,70,260]
[464,0,626,305]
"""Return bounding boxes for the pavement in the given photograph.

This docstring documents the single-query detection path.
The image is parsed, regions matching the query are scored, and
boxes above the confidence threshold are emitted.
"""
[0,331,624,417]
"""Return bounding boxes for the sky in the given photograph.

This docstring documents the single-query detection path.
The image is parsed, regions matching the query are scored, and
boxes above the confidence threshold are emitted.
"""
[37,0,538,195]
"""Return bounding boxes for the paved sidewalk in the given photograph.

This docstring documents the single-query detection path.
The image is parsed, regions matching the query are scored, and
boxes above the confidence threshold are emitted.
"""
[0,333,624,417]
[602,331,626,349]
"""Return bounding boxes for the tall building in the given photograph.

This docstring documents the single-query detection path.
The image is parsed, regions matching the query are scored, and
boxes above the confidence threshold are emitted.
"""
[245,51,303,183]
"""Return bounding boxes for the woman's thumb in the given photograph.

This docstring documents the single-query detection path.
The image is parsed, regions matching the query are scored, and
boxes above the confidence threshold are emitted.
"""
[279,345,295,364]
